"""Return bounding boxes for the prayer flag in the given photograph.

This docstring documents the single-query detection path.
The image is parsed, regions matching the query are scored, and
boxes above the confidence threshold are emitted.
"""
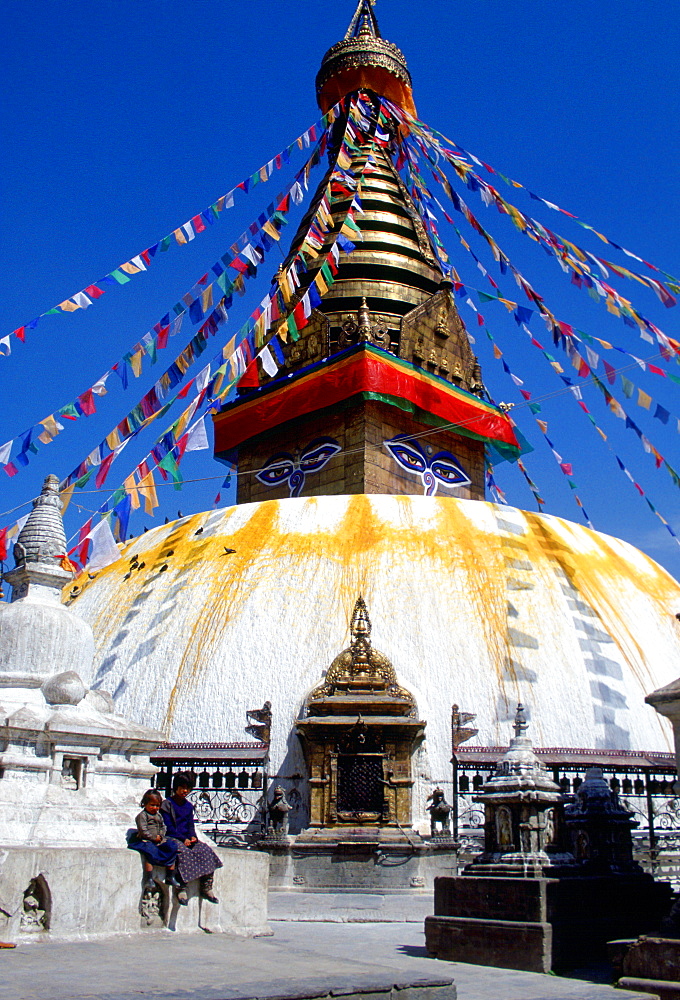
[85,518,121,571]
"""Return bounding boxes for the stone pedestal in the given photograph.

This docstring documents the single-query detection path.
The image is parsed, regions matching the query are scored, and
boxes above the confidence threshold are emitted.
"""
[266,826,458,892]
[425,872,671,972]
[0,845,271,943]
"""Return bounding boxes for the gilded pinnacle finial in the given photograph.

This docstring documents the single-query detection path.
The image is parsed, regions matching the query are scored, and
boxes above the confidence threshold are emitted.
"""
[513,703,529,739]
[315,0,415,115]
[345,0,380,41]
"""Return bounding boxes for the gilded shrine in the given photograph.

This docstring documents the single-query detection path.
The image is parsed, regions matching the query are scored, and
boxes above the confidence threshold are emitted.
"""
[296,596,424,831]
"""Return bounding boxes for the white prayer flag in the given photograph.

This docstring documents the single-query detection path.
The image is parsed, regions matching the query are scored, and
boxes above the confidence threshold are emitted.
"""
[85,518,121,571]
[259,347,278,377]
[185,417,209,452]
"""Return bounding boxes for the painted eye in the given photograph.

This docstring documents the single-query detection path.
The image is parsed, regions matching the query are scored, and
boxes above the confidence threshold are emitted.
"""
[385,437,427,474]
[430,452,471,487]
[256,454,295,487]
[300,438,341,472]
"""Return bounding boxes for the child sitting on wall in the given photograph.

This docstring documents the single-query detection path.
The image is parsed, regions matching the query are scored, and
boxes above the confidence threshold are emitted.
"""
[128,789,181,891]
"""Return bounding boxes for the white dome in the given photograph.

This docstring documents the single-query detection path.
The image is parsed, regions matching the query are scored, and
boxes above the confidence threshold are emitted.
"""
[70,495,680,798]
[0,596,95,684]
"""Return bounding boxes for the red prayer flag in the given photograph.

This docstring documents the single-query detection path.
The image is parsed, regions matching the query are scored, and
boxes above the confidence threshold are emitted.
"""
[78,389,97,416]
[192,216,207,234]
[84,285,105,299]
[603,360,616,385]
[156,325,170,350]
[560,463,573,476]
[14,327,26,342]
[237,361,260,390]
[4,463,17,477]
[648,364,666,377]
[230,258,249,275]
[95,453,116,488]
[177,377,196,400]
[0,526,8,561]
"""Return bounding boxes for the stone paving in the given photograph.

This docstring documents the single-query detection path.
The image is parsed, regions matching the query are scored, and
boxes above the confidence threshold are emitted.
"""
[0,921,653,1000]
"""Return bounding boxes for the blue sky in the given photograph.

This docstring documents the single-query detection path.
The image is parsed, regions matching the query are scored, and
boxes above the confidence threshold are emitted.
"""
[2,0,680,581]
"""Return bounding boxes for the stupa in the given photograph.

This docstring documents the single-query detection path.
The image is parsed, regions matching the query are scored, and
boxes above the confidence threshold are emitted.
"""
[65,0,680,890]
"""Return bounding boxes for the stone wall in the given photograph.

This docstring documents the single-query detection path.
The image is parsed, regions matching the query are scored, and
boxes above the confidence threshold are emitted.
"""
[0,845,270,943]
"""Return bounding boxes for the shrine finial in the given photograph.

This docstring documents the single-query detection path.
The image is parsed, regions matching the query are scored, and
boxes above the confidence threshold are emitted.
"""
[345,0,380,40]
[513,703,529,739]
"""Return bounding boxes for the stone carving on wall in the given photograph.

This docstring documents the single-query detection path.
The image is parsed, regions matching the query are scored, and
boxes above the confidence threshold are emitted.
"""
[255,438,341,497]
[140,885,164,927]
[384,435,471,495]
[20,877,50,933]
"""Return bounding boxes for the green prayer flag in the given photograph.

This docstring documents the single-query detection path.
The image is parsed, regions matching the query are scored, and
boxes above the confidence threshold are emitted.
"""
[75,468,95,489]
[287,314,300,342]
[620,374,634,398]
[109,269,131,285]
[158,452,183,489]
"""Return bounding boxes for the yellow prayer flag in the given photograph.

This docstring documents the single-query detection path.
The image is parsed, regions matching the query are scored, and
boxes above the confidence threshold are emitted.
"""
[138,470,158,515]
[124,474,140,510]
[201,285,214,313]
[498,298,517,311]
[316,273,328,297]
[58,299,80,312]
[130,350,143,377]
[174,228,187,245]
[637,389,652,410]
[262,221,280,242]
[106,428,121,451]
[605,298,621,316]
[59,483,75,514]
[276,319,288,343]
[120,261,142,275]
[493,344,503,360]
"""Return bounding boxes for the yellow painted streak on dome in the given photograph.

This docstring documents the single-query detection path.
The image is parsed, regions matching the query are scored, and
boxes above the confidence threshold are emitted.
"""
[433,499,512,693]
[164,501,281,730]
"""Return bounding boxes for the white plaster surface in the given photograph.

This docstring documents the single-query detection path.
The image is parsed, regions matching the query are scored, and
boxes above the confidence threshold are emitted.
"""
[70,496,680,831]
[0,845,270,942]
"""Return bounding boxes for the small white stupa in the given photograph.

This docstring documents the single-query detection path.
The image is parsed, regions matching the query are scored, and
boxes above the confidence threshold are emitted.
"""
[0,475,270,942]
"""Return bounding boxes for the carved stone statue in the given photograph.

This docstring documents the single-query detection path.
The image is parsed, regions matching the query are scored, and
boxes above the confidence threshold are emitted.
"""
[268,786,290,835]
[20,894,46,932]
[427,786,452,837]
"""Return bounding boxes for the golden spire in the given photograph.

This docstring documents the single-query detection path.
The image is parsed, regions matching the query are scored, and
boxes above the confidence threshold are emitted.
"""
[316,0,416,115]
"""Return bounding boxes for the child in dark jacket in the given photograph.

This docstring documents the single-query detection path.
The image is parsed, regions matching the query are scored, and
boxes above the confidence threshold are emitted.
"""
[129,789,180,890]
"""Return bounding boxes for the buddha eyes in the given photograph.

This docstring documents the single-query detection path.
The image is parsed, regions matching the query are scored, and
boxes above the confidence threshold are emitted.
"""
[385,440,427,472]
[430,455,469,485]
[257,456,295,486]
[256,438,341,492]
[385,435,471,492]
[300,439,342,471]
